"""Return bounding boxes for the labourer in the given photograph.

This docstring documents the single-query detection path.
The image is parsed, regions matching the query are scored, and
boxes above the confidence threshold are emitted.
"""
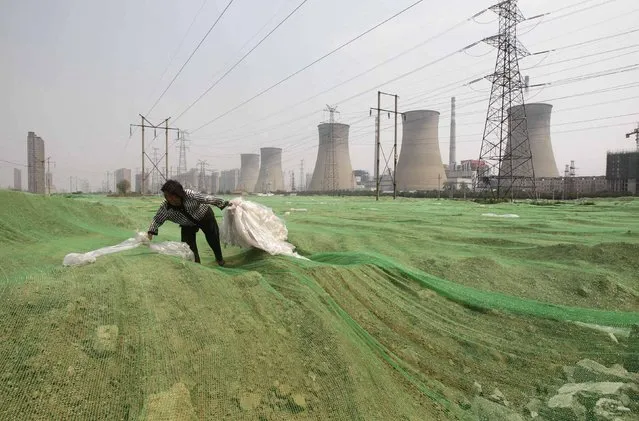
[147,180,229,266]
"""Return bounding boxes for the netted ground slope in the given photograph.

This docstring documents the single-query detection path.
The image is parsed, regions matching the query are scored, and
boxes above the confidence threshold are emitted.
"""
[1,192,638,420]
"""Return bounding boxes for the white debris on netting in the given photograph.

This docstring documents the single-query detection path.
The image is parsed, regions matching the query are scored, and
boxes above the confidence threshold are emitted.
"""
[62,232,194,267]
[481,213,520,218]
[573,321,631,340]
[289,208,308,212]
[220,198,307,259]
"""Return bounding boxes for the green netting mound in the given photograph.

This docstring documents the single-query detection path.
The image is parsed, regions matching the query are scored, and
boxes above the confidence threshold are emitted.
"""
[0,191,637,420]
[310,251,639,327]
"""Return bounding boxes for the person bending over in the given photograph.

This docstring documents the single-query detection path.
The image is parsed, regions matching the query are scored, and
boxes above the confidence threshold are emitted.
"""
[147,180,229,266]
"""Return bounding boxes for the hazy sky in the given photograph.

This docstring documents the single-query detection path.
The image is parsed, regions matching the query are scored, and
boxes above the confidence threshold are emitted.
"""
[2,0,638,191]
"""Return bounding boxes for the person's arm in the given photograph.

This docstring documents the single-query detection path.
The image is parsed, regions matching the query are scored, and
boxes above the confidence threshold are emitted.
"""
[147,203,169,239]
[186,189,228,209]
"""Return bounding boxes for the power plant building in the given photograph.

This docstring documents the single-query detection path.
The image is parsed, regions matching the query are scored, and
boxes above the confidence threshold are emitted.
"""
[255,147,284,193]
[238,154,260,193]
[27,131,45,194]
[309,123,355,191]
[13,168,22,191]
[396,110,447,191]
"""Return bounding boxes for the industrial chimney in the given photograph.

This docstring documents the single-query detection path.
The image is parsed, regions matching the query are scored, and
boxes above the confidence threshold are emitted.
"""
[309,123,355,191]
[449,97,456,170]
[396,110,447,191]
[238,153,260,193]
[503,103,559,178]
[255,147,284,193]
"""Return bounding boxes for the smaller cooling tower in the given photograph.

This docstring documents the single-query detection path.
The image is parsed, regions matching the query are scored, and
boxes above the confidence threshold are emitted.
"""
[503,103,559,178]
[309,123,355,191]
[396,110,447,191]
[238,153,260,193]
[255,147,284,192]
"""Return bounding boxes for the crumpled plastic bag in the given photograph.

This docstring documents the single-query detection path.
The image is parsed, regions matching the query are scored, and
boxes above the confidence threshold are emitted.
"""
[221,198,306,259]
[63,232,194,267]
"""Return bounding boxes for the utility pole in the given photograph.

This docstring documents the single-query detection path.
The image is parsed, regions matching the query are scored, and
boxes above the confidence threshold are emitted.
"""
[291,171,296,192]
[370,91,402,200]
[393,94,398,200]
[45,156,55,196]
[129,115,179,195]
[626,123,639,151]
[477,0,536,200]
[299,160,304,192]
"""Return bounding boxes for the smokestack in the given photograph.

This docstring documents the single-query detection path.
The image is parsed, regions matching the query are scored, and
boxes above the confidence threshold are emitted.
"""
[449,97,456,169]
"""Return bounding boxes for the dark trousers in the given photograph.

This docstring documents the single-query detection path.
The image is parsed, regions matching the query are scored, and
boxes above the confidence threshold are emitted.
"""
[180,209,223,263]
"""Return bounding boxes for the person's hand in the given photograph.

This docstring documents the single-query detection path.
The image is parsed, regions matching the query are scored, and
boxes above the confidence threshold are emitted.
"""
[147,233,154,241]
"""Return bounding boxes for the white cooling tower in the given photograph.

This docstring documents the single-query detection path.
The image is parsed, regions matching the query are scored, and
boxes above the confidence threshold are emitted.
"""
[396,110,447,191]
[504,103,559,178]
[309,123,355,191]
[255,147,284,192]
[238,153,260,193]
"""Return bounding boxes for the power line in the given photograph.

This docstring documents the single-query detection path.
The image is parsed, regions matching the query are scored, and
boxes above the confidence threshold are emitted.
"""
[0,159,27,167]
[188,4,496,142]
[190,0,427,133]
[173,0,310,124]
[145,0,235,117]
[151,0,210,96]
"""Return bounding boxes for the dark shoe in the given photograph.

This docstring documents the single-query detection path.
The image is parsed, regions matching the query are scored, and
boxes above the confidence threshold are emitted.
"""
[217,260,225,267]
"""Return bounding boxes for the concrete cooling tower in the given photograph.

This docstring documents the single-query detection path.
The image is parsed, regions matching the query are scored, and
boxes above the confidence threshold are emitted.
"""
[396,110,447,191]
[502,103,559,178]
[238,153,260,193]
[309,123,355,191]
[255,147,284,192]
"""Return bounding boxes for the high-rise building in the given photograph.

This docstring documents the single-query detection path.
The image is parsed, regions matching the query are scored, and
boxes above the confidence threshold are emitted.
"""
[27,132,45,194]
[135,173,150,194]
[13,168,22,191]
[114,168,132,192]
[607,151,639,194]
[211,172,220,194]
[219,169,240,193]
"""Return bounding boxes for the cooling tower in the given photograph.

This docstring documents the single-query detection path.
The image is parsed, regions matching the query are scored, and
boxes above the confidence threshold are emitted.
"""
[502,103,559,178]
[309,123,355,191]
[396,110,447,191]
[238,153,260,193]
[255,147,284,192]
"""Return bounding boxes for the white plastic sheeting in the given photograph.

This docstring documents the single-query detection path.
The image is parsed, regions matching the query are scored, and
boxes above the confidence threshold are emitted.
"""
[481,213,520,218]
[63,232,194,266]
[221,198,306,259]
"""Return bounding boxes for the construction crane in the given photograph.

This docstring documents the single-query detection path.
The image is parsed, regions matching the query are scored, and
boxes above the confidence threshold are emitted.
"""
[626,123,639,151]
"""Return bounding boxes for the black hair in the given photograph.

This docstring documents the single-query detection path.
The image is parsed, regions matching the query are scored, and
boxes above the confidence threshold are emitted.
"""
[160,180,186,199]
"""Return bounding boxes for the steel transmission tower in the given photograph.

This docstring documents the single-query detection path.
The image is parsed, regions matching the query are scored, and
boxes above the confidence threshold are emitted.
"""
[478,0,535,199]
[177,130,190,178]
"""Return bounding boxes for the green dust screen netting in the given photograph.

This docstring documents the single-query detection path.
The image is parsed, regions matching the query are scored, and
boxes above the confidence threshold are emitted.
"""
[0,190,637,420]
